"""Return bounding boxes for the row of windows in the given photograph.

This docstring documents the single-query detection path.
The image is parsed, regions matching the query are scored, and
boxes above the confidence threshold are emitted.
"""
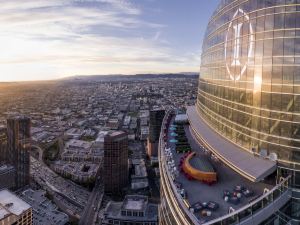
[203,37,300,65]
[207,0,300,40]
[121,210,145,217]
[203,41,300,71]
[201,66,300,89]
[206,10,300,48]
[199,81,300,114]
[198,93,300,140]
[199,0,300,165]
[197,101,300,164]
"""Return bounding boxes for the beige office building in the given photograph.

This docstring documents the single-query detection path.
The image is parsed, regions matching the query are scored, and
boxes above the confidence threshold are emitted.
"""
[0,189,32,225]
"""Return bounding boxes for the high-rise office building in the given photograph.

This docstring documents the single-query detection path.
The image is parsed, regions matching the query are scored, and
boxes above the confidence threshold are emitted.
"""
[0,140,6,162]
[0,126,7,162]
[147,109,165,157]
[7,116,31,189]
[159,1,300,224]
[149,110,165,143]
[0,189,33,225]
[104,131,128,195]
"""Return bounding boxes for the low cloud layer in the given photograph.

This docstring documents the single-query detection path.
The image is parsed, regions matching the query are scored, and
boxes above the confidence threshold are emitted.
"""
[0,0,200,81]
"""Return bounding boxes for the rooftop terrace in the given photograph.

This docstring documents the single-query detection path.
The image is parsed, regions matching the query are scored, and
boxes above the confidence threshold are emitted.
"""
[164,115,275,222]
[187,106,276,182]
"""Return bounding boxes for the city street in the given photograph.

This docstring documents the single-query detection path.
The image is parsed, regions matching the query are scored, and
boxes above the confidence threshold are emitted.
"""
[79,178,104,225]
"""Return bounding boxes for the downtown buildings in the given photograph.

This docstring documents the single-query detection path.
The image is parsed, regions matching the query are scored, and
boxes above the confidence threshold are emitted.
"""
[0,116,32,224]
[104,131,129,195]
[7,116,31,190]
[0,189,32,225]
[159,1,300,225]
[0,116,31,191]
[102,195,158,225]
[147,109,165,158]
[19,189,68,225]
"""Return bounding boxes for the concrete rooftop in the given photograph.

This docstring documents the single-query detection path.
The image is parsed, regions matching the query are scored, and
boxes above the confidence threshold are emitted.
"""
[166,116,274,222]
[187,106,276,182]
[0,189,31,219]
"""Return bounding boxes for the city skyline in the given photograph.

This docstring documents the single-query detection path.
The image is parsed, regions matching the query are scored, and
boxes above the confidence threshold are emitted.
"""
[2,1,300,224]
[0,0,218,82]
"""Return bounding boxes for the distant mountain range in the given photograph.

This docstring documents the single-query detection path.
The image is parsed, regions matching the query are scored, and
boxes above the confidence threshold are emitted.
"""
[62,72,199,82]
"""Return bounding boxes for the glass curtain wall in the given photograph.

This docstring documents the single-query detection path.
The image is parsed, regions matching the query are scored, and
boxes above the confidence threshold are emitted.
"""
[198,0,300,168]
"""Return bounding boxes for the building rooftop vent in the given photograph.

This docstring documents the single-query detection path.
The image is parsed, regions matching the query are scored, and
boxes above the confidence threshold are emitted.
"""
[5,203,13,208]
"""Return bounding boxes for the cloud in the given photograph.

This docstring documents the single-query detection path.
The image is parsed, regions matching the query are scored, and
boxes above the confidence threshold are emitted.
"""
[153,31,161,41]
[0,0,199,81]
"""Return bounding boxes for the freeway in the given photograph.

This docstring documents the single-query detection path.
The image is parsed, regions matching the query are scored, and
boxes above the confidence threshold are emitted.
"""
[30,156,90,218]
[79,178,104,225]
[31,144,44,162]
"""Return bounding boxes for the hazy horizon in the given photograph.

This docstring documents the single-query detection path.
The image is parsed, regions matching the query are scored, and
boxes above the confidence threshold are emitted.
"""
[0,0,218,82]
[0,72,199,83]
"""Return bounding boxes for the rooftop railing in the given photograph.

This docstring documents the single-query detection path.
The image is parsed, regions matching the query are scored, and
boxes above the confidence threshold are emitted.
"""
[204,175,291,225]
[159,110,200,225]
[159,110,292,225]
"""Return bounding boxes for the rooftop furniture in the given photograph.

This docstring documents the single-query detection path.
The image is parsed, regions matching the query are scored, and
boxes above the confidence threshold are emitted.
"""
[191,202,203,213]
[206,201,219,211]
[234,185,244,192]
[228,196,240,205]
[242,189,254,197]
[201,210,212,217]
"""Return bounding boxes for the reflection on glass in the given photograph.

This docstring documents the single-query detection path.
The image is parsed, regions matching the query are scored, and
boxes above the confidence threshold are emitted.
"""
[198,0,300,166]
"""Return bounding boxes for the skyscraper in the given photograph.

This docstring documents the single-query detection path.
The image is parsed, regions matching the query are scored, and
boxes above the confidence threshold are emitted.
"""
[7,116,31,189]
[0,126,7,162]
[147,109,165,157]
[104,131,128,195]
[0,140,6,162]
[159,1,300,224]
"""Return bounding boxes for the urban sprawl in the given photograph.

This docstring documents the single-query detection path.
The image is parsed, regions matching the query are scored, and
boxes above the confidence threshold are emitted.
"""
[0,74,197,225]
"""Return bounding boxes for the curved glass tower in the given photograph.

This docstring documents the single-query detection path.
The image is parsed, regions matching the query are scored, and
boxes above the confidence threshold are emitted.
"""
[159,1,300,225]
[198,0,300,168]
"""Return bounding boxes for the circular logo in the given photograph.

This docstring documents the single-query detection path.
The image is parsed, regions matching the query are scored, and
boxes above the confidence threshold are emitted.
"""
[225,8,254,81]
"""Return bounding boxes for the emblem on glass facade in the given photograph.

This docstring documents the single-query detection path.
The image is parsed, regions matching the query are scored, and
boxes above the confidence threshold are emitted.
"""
[225,8,254,81]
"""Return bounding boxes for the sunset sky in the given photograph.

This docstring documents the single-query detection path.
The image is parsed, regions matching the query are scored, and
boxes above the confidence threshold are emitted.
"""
[0,0,218,81]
